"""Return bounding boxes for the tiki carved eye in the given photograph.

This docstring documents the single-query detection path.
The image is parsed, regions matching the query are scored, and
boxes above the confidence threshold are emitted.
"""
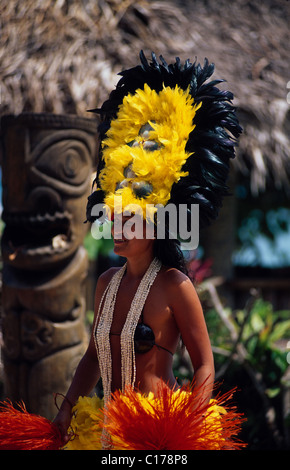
[30,130,92,196]
[35,140,90,185]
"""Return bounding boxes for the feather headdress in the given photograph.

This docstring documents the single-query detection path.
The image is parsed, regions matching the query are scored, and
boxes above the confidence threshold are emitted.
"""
[86,51,242,229]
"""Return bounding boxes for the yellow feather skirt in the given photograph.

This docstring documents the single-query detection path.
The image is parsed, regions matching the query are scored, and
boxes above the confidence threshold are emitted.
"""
[64,385,245,450]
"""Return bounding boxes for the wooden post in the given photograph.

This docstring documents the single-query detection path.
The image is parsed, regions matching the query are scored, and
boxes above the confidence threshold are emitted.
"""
[0,113,97,419]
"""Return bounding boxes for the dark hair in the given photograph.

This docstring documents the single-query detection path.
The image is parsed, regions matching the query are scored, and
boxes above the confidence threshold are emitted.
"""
[153,238,188,275]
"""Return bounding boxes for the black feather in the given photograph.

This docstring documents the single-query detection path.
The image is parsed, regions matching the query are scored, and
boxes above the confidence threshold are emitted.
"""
[87,50,242,228]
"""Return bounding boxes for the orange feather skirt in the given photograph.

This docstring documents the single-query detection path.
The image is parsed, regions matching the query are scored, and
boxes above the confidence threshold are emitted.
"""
[0,384,246,450]
[65,384,246,450]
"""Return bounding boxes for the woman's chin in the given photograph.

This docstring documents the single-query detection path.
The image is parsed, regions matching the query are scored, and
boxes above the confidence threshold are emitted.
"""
[113,240,128,254]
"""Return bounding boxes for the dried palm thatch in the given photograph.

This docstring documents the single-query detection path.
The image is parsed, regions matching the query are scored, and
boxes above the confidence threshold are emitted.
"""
[0,0,289,193]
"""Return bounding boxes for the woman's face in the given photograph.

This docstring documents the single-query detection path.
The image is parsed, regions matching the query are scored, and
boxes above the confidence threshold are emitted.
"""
[111,214,154,258]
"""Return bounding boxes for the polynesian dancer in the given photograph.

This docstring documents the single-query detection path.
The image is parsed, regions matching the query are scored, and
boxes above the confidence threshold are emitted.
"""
[0,51,245,450]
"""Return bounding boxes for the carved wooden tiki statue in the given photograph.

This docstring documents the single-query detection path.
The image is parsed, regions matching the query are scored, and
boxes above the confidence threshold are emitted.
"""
[0,113,97,420]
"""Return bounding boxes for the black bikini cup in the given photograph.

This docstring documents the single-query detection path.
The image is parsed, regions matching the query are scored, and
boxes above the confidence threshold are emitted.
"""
[134,322,155,354]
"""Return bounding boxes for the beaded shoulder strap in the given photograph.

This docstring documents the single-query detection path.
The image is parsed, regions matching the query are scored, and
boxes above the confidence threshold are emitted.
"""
[94,258,162,405]
[94,264,126,405]
[120,257,161,390]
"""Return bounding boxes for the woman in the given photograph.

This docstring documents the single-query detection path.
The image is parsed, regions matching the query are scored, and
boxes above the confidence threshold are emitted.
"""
[54,215,214,444]
[54,50,242,448]
[0,51,244,451]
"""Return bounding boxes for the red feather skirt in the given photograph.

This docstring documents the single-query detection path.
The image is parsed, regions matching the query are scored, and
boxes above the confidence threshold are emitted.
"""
[66,383,246,450]
[0,384,246,450]
[0,400,63,450]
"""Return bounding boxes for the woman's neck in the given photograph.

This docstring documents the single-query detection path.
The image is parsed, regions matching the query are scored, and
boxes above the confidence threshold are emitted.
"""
[125,252,155,280]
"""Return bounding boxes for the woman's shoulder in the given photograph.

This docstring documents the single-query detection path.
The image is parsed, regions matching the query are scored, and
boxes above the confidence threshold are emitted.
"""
[159,265,192,288]
[97,266,121,286]
[94,266,122,304]
[159,266,201,312]
[94,267,124,298]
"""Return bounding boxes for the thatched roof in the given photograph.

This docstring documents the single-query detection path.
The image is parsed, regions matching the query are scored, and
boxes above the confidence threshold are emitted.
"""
[1,0,289,193]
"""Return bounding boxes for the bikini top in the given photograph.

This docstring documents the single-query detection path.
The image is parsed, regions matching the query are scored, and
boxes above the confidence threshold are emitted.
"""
[110,311,173,356]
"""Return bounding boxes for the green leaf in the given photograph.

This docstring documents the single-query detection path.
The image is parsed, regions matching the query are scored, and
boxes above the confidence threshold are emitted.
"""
[268,320,290,343]
[265,387,281,398]
[250,312,265,333]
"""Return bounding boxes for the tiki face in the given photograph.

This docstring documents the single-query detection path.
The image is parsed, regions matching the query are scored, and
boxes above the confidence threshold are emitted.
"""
[1,113,97,269]
[1,244,89,419]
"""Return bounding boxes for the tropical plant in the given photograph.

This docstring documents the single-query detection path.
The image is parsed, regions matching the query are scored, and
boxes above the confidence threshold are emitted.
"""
[174,277,290,449]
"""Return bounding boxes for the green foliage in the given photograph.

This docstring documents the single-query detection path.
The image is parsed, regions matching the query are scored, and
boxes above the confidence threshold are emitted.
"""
[208,298,290,395]
[236,299,289,392]
[207,293,290,448]
[85,309,95,328]
[175,287,290,449]
[84,230,114,261]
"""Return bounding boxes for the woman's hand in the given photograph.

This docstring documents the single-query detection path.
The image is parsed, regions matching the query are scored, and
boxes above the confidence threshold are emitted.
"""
[53,399,74,445]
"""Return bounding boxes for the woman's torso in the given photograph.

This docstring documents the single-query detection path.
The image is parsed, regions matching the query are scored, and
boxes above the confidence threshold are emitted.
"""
[98,266,181,395]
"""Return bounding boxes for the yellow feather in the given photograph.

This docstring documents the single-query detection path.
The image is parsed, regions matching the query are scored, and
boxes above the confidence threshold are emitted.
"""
[99,84,202,218]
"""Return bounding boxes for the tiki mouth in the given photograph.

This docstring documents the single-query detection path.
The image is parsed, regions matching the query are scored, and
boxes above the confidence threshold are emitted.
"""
[1,210,73,259]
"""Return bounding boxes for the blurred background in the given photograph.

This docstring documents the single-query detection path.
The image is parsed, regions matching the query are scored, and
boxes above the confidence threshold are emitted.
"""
[0,0,289,450]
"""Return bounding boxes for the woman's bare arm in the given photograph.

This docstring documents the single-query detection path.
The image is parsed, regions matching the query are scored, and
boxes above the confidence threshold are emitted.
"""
[53,269,114,441]
[167,270,215,399]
